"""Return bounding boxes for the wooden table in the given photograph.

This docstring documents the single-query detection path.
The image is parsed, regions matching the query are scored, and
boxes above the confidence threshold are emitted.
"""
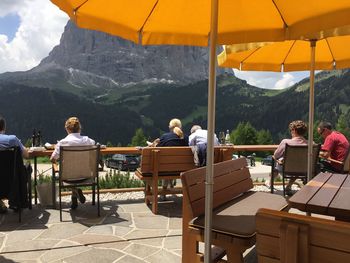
[288,172,350,221]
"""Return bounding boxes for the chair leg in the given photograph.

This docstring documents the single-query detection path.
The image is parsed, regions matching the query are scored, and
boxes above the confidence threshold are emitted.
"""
[97,183,100,217]
[152,179,158,214]
[282,176,286,196]
[59,185,62,222]
[92,185,96,205]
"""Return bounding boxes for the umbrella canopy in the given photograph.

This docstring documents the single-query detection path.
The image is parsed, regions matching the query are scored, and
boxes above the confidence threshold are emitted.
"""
[52,0,350,46]
[50,1,350,262]
[218,35,350,71]
[218,35,350,182]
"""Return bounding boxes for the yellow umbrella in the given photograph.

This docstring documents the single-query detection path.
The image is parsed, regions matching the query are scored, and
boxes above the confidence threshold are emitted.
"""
[50,1,350,261]
[218,35,350,182]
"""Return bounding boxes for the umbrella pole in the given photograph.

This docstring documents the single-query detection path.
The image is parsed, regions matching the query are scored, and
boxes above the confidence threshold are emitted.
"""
[204,0,218,262]
[307,40,316,182]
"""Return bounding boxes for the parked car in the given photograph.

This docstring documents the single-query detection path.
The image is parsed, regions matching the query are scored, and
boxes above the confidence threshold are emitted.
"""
[232,154,250,166]
[105,154,140,171]
[261,155,273,166]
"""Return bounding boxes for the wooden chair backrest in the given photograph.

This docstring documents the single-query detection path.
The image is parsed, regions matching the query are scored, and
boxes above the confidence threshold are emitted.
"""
[139,146,233,174]
[256,208,350,263]
[283,144,320,176]
[59,145,100,181]
[341,148,350,173]
[181,158,252,218]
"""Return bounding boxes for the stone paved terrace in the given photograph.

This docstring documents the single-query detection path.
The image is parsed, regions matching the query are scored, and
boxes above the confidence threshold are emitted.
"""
[0,193,260,263]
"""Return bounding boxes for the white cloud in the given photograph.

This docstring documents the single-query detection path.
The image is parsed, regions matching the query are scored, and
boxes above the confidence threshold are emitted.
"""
[0,0,68,73]
[274,73,295,89]
[233,69,310,90]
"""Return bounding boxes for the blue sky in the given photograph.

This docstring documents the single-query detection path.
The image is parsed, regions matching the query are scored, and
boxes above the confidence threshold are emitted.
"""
[0,13,20,41]
[0,1,309,89]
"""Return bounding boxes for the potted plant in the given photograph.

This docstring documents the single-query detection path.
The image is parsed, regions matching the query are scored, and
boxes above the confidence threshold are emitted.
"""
[36,173,58,207]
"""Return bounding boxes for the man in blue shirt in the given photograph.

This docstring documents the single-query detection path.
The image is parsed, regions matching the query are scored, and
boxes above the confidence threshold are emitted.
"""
[0,115,30,213]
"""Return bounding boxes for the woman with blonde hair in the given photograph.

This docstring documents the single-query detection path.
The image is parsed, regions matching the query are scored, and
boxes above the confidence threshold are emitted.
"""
[50,117,95,209]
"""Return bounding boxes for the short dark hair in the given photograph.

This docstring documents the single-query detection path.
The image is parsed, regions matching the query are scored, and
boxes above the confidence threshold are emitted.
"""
[318,121,332,131]
[0,115,5,132]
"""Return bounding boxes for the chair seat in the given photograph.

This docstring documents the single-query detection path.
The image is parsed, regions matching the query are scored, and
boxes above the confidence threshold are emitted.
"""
[190,191,287,238]
[62,178,94,186]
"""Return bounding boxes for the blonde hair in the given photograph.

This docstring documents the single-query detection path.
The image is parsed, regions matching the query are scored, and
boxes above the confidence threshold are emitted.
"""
[65,117,81,133]
[173,126,184,139]
[169,118,182,130]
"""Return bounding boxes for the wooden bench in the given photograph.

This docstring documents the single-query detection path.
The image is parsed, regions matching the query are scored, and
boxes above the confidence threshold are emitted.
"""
[181,158,288,262]
[256,208,350,263]
[135,146,233,214]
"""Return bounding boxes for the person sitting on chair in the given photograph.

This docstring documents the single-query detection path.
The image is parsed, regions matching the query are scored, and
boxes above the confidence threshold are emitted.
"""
[50,117,95,209]
[0,115,31,213]
[266,120,308,196]
[317,121,349,173]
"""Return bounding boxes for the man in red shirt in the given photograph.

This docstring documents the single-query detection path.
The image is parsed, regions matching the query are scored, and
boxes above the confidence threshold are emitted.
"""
[318,121,349,172]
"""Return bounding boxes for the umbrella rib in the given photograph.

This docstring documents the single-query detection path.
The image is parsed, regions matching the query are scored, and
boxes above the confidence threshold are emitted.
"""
[325,38,336,69]
[281,40,296,72]
[138,0,160,44]
[241,48,261,69]
[271,0,289,30]
[73,0,89,15]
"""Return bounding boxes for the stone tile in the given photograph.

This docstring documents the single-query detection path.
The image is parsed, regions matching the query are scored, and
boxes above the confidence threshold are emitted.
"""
[86,225,114,235]
[40,240,90,263]
[168,217,182,230]
[53,247,124,263]
[103,212,132,227]
[1,239,59,261]
[69,233,130,250]
[164,230,182,250]
[124,229,168,247]
[37,223,88,240]
[114,225,134,237]
[116,255,146,263]
[6,228,46,244]
[133,213,168,229]
[123,243,160,259]
[119,203,152,213]
[145,249,181,263]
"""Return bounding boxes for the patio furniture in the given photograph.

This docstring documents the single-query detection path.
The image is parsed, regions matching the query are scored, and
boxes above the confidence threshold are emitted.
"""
[0,146,32,222]
[57,145,100,221]
[271,144,320,196]
[181,158,288,263]
[135,146,234,214]
[256,208,350,262]
[321,147,350,174]
[288,172,350,222]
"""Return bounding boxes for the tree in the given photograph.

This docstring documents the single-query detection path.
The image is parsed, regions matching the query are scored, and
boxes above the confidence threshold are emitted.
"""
[130,128,147,146]
[232,122,258,145]
[256,129,273,157]
[336,114,350,140]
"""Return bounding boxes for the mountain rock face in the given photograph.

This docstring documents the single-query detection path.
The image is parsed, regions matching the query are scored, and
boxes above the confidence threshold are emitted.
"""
[0,21,229,90]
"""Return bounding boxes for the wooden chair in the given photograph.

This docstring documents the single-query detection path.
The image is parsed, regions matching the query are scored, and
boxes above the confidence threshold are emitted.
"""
[0,147,32,222]
[272,144,320,195]
[57,145,100,221]
[256,208,350,263]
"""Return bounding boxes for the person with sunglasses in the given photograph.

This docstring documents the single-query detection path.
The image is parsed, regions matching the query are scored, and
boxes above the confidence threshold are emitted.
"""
[318,121,349,172]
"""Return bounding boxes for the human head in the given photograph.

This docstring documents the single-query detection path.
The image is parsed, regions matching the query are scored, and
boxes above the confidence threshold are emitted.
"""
[0,115,5,133]
[65,117,81,134]
[169,118,182,131]
[288,120,307,136]
[317,121,332,138]
[190,125,202,134]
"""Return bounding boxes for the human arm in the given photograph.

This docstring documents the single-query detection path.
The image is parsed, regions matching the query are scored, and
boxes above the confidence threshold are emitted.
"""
[273,139,287,160]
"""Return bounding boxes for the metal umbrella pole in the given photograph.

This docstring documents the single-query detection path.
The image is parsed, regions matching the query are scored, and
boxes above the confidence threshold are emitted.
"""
[204,0,219,262]
[307,40,316,182]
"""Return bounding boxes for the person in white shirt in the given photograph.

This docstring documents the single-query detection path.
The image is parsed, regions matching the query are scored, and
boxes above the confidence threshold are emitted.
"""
[188,125,219,146]
[188,125,219,166]
[50,117,95,209]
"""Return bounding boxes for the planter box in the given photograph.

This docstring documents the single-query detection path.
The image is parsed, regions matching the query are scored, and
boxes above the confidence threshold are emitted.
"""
[36,182,58,207]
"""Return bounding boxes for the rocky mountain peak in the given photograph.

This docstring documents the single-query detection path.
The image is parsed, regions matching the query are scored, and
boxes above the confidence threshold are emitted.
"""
[37,21,229,87]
